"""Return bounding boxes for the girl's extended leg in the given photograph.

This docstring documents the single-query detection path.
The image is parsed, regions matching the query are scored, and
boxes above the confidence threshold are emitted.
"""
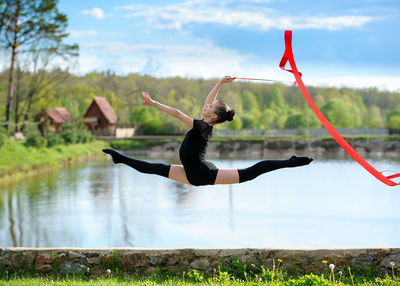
[237,156,313,184]
[214,156,313,185]
[103,149,191,185]
[103,149,170,178]
[168,165,191,185]
[214,169,240,184]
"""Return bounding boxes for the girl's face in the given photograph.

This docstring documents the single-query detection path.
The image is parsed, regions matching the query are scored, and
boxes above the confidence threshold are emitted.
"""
[202,102,218,121]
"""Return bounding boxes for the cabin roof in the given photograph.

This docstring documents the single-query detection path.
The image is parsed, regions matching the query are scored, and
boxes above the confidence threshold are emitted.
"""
[45,108,72,124]
[86,97,118,124]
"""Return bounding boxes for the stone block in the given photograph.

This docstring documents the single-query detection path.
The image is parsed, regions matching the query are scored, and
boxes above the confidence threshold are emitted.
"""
[149,257,159,266]
[120,253,150,269]
[379,254,400,268]
[85,252,100,258]
[36,264,52,273]
[68,251,85,259]
[60,262,86,274]
[190,258,210,270]
[35,253,53,265]
[86,257,100,265]
[11,252,35,270]
[56,253,67,265]
[294,140,308,150]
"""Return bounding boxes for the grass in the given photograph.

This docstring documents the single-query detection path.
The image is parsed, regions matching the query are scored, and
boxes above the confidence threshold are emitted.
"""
[2,259,400,286]
[0,139,108,183]
[1,271,400,286]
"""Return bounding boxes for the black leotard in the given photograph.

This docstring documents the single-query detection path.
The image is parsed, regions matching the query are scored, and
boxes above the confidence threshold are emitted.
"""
[179,119,218,186]
[103,121,313,186]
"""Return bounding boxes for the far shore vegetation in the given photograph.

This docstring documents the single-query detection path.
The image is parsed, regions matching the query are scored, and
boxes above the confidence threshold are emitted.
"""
[1,71,400,138]
[0,123,108,184]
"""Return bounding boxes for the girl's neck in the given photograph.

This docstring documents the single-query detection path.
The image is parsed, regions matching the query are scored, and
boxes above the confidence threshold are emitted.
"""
[203,117,215,126]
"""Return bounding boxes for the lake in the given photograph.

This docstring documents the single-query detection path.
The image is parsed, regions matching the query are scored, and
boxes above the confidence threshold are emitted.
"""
[1,155,399,248]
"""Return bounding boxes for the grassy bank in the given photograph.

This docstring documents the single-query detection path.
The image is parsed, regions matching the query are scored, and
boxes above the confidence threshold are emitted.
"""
[2,257,400,285]
[0,139,108,184]
[1,272,399,286]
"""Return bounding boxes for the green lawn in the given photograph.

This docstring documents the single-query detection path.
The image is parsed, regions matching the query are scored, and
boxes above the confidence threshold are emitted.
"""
[0,139,108,182]
[1,267,400,286]
[1,275,400,286]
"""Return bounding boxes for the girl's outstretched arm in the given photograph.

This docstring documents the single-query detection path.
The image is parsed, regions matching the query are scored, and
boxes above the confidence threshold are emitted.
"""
[141,91,193,128]
[202,76,235,115]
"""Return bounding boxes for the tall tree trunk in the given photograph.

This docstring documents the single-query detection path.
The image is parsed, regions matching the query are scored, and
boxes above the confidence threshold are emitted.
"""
[20,88,35,132]
[6,45,18,132]
[5,0,20,132]
[14,65,22,133]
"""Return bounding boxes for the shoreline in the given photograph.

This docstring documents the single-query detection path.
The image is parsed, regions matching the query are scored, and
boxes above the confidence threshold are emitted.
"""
[110,137,400,160]
[0,140,108,186]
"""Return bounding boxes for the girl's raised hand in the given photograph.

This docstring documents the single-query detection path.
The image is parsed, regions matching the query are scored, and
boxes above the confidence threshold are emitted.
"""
[221,75,235,83]
[141,92,157,106]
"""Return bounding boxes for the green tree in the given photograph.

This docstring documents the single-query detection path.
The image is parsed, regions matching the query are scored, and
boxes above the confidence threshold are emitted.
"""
[241,91,260,117]
[229,116,242,130]
[259,109,278,129]
[366,105,384,127]
[284,113,304,128]
[130,106,154,128]
[320,100,354,128]
[266,87,285,109]
[241,113,258,129]
[386,104,400,133]
[0,0,77,131]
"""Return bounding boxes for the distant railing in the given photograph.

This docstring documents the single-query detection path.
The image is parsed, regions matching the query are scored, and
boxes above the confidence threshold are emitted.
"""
[214,128,390,138]
[116,123,134,128]
[95,128,393,140]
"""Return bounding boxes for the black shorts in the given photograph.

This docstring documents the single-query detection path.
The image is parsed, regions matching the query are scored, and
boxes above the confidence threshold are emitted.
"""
[184,161,218,186]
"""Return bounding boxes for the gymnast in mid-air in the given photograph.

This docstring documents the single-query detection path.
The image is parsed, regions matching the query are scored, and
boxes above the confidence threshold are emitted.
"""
[103,76,313,186]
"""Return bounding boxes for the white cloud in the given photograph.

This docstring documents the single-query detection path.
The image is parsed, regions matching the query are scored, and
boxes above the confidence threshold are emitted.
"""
[80,8,105,19]
[69,30,97,38]
[298,16,374,31]
[308,75,400,92]
[76,40,400,91]
[117,1,375,31]
[77,40,255,78]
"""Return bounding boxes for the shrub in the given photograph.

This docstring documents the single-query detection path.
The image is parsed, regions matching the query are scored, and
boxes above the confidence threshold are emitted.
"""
[0,129,7,148]
[59,122,93,144]
[44,130,64,147]
[24,126,47,148]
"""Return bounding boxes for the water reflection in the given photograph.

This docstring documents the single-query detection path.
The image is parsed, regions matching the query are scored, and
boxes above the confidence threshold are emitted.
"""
[0,157,399,248]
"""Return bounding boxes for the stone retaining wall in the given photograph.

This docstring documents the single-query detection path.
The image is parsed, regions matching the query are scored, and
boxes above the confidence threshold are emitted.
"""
[143,138,400,159]
[1,248,399,277]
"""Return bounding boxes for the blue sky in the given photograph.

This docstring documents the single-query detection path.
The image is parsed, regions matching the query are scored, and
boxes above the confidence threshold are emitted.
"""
[59,0,400,91]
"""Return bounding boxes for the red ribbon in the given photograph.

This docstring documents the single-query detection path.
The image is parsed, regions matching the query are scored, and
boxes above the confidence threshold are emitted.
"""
[280,30,399,187]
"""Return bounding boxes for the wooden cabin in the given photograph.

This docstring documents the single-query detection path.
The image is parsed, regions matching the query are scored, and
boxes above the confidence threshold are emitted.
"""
[36,108,72,133]
[82,97,118,136]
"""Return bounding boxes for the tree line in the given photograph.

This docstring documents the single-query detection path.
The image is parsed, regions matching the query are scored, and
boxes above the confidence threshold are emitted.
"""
[0,1,399,136]
[0,70,399,135]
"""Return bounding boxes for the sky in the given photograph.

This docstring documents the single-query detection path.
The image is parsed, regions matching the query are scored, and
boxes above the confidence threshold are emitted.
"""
[58,0,400,91]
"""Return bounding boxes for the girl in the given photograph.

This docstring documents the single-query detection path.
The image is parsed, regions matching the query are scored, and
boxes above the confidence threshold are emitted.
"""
[103,76,313,185]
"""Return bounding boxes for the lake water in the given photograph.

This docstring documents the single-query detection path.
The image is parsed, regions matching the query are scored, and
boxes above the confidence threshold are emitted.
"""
[1,155,399,248]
